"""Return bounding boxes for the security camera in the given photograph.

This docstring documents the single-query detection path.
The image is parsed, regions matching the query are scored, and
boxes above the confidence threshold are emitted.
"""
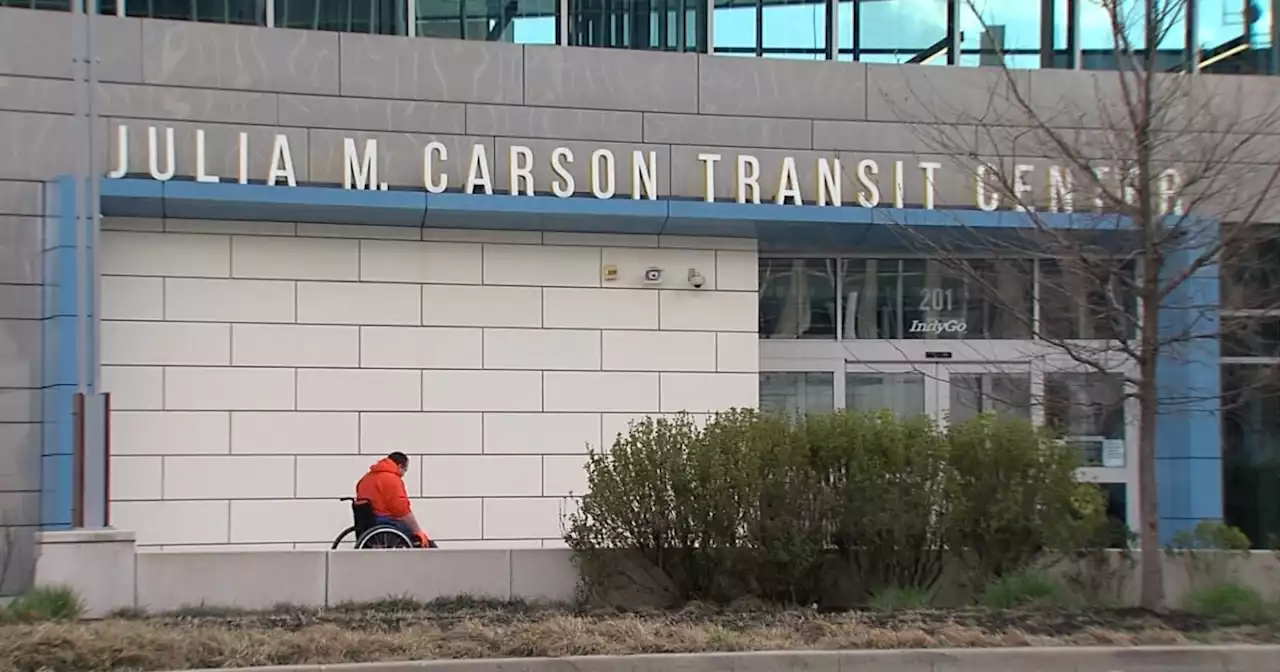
[643,267,663,284]
[688,268,706,289]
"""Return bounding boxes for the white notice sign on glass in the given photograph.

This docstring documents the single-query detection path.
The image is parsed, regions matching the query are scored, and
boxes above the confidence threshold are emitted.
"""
[1102,439,1126,468]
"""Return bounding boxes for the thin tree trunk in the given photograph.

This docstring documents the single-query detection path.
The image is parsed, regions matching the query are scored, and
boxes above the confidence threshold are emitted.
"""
[1138,272,1165,610]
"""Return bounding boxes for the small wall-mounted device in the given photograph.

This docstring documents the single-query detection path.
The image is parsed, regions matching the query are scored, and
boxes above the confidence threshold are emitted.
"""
[687,268,706,289]
[602,264,619,282]
[643,267,663,284]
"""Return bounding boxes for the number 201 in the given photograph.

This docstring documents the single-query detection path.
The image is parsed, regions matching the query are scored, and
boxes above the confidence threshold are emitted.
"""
[919,288,954,311]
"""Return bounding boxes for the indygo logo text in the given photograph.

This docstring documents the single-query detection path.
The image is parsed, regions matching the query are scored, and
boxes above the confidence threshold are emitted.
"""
[909,319,968,334]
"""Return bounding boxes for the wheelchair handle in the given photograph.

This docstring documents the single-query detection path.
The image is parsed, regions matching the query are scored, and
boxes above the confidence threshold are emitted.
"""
[339,497,354,502]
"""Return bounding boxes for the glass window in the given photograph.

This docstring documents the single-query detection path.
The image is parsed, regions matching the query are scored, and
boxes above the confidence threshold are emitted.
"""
[958,0,1043,69]
[128,0,265,23]
[846,371,926,418]
[759,258,837,340]
[425,0,555,43]
[841,258,1032,340]
[760,372,835,416]
[857,0,949,63]
[570,0,702,48]
[1223,363,1280,548]
[712,0,758,55]
[949,373,1032,424]
[1196,0,1265,73]
[276,0,406,34]
[762,0,826,59]
[1221,226,1280,311]
[1039,258,1138,340]
[1045,372,1126,466]
[1222,316,1280,358]
[0,0,72,8]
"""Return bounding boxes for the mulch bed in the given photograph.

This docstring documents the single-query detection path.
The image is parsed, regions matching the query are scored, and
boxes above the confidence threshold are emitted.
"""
[1,600,1274,672]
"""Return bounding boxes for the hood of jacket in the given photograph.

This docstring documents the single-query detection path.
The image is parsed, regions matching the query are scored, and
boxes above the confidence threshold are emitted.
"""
[368,457,401,476]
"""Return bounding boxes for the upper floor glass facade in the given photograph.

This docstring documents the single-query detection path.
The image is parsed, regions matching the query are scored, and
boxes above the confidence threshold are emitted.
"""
[10,0,1275,74]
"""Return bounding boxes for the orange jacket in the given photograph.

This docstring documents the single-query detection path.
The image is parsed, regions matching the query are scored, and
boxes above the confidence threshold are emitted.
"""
[355,458,411,519]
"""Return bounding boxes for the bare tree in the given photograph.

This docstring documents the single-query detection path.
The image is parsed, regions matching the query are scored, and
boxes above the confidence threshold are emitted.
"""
[876,0,1280,609]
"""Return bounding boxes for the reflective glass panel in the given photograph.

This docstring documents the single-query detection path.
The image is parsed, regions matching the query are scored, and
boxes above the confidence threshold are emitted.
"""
[1223,363,1280,548]
[712,0,758,55]
[276,0,406,34]
[423,0,555,43]
[846,372,926,418]
[759,258,838,339]
[762,0,826,59]
[1222,226,1280,310]
[1222,317,1280,358]
[858,0,949,63]
[1039,259,1138,340]
[949,373,1032,424]
[957,0,1042,68]
[1044,372,1126,466]
[124,0,264,21]
[0,0,72,8]
[761,372,836,416]
[569,0,700,49]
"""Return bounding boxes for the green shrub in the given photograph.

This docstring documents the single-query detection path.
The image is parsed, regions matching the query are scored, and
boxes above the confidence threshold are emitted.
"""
[1166,521,1253,589]
[3,585,85,622]
[981,569,1071,610]
[867,586,931,611]
[1181,582,1277,625]
[565,409,1098,608]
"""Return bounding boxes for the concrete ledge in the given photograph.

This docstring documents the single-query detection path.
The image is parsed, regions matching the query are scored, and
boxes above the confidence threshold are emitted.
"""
[33,528,136,617]
[35,529,136,545]
[136,551,328,612]
[170,646,1280,672]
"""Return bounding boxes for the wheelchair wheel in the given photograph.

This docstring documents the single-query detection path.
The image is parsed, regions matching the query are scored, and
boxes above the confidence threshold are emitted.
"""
[356,526,413,549]
[331,525,357,550]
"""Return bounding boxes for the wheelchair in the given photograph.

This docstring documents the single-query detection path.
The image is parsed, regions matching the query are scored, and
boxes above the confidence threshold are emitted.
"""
[330,497,416,550]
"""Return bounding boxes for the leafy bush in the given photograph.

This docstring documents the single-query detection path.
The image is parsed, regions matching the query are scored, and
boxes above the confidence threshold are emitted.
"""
[565,409,1100,608]
[981,569,1072,610]
[867,586,932,611]
[1166,521,1253,588]
[1181,582,1277,625]
[2,585,85,622]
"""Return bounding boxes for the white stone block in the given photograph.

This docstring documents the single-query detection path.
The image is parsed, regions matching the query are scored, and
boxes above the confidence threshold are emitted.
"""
[543,232,658,248]
[660,373,759,413]
[232,235,358,281]
[164,367,296,411]
[297,369,421,411]
[298,223,418,240]
[164,278,296,323]
[232,412,359,455]
[101,321,230,366]
[360,327,482,369]
[543,455,590,497]
[601,330,715,372]
[228,499,348,544]
[416,498,483,540]
[163,455,296,500]
[360,240,482,284]
[543,288,658,330]
[101,276,163,320]
[232,324,359,368]
[447,539,543,549]
[112,500,230,545]
[422,228,540,244]
[360,412,482,455]
[296,455,421,498]
[543,372,659,413]
[109,456,162,500]
[482,244,601,287]
[297,281,420,326]
[483,328,601,371]
[715,250,759,291]
[102,231,230,277]
[659,235,757,251]
[167,219,295,236]
[600,247,716,290]
[716,332,760,373]
[659,290,757,332]
[483,413,601,454]
[421,455,542,497]
[422,285,541,328]
[482,497,569,539]
[112,411,230,455]
[422,370,542,412]
[101,366,163,410]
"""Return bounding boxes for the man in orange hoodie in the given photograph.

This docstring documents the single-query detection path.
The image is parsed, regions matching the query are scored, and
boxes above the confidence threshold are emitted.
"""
[355,452,434,548]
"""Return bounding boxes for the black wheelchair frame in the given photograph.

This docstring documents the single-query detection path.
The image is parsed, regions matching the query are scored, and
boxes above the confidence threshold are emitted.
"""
[330,497,416,550]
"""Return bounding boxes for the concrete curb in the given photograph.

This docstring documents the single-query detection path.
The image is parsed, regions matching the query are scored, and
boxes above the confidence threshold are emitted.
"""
[173,645,1280,672]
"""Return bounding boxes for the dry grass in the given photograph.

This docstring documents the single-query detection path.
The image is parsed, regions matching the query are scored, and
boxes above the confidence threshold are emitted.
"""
[1,600,1276,672]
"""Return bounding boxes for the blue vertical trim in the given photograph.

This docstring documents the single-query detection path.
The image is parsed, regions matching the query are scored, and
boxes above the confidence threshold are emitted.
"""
[1155,216,1222,544]
[39,175,82,529]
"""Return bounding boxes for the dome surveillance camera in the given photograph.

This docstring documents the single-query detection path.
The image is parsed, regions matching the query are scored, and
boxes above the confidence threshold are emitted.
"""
[688,268,706,289]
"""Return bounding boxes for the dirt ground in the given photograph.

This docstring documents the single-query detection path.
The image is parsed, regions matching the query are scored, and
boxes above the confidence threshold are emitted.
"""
[2,600,1276,672]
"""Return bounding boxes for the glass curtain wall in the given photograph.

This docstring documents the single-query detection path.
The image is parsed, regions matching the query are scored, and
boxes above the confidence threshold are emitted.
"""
[567,0,706,50]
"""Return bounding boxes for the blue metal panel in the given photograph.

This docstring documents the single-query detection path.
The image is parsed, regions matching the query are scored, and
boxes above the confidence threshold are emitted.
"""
[39,176,80,529]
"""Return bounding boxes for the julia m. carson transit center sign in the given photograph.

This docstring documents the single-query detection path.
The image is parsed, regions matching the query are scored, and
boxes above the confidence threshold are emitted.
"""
[105,125,1187,214]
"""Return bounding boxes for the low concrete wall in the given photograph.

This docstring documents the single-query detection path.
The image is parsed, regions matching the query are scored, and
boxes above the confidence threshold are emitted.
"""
[172,647,1280,672]
[29,529,1280,616]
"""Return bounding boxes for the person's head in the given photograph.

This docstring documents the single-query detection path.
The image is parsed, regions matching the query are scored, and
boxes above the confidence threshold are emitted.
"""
[387,452,409,478]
